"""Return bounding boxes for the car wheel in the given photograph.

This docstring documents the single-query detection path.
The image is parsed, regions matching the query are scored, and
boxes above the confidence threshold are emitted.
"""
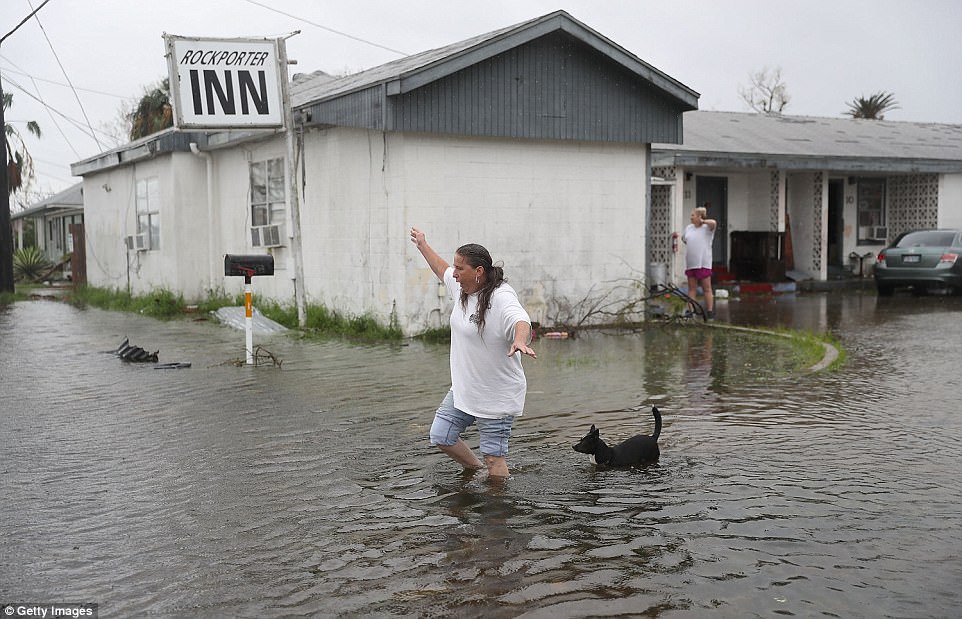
[876,284,894,297]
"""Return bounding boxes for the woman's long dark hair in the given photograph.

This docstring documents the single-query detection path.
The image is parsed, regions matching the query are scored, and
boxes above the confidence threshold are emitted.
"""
[457,243,505,335]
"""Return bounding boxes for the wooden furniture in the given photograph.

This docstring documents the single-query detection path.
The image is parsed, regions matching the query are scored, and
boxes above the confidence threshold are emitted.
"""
[729,231,786,281]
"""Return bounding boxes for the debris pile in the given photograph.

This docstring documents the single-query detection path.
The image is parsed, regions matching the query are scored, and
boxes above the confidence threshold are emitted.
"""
[113,337,159,363]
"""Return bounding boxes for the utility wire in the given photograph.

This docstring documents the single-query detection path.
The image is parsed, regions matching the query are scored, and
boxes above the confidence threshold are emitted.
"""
[0,0,52,45]
[3,0,411,180]
[241,0,408,56]
[0,60,127,99]
[3,73,114,145]
[1,54,80,158]
[28,72,80,158]
[27,0,103,149]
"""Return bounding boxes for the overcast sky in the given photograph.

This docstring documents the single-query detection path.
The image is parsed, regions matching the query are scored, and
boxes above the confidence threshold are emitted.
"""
[3,0,961,200]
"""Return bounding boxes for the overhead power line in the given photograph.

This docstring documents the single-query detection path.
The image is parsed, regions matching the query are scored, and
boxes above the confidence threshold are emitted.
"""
[241,0,408,56]
[3,73,115,146]
[2,54,80,158]
[27,0,103,150]
[0,0,52,45]
[0,60,128,99]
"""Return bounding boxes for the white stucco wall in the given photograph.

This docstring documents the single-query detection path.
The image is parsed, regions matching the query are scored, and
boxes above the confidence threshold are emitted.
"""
[786,172,826,280]
[298,128,650,333]
[207,137,296,303]
[734,172,773,233]
[83,167,136,292]
[939,173,962,229]
[840,177,859,257]
[83,128,650,333]
[167,153,217,298]
[83,153,233,300]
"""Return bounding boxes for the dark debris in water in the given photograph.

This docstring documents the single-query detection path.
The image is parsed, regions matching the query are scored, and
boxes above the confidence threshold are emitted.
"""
[113,337,158,363]
[110,338,193,369]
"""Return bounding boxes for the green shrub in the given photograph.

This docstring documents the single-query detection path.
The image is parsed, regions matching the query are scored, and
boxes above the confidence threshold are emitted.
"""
[68,285,134,310]
[139,288,185,318]
[194,287,243,313]
[1,290,24,305]
[298,303,403,341]
[69,285,185,318]
[13,247,52,282]
[415,327,451,343]
[66,285,403,340]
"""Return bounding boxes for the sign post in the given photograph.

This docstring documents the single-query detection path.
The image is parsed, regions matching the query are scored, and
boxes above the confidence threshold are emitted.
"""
[277,35,307,328]
[224,254,274,365]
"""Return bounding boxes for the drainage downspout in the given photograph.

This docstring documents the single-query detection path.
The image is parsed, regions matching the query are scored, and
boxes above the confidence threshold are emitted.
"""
[190,142,215,291]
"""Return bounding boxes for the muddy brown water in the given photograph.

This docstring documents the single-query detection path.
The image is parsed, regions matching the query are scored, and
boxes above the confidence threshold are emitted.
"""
[2,292,960,617]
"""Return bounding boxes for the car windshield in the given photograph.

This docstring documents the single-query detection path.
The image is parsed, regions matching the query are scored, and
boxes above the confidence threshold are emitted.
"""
[896,231,958,248]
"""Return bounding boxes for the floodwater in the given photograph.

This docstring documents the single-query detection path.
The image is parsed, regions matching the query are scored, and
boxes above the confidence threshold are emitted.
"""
[1,291,960,618]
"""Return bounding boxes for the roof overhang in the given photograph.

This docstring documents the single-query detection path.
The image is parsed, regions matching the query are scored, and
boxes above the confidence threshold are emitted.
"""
[71,126,286,177]
[652,150,962,175]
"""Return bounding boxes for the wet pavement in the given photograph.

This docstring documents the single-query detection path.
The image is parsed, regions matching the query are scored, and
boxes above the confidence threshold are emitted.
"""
[1,290,961,617]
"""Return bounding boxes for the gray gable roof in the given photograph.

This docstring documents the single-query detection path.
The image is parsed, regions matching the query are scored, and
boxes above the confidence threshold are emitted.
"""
[12,182,84,220]
[293,11,697,108]
[293,10,698,144]
[653,111,962,174]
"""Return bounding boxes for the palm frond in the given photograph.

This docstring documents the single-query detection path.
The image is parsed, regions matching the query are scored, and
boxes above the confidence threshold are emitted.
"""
[844,90,899,120]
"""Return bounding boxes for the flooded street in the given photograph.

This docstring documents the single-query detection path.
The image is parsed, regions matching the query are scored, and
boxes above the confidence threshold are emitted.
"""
[2,291,961,618]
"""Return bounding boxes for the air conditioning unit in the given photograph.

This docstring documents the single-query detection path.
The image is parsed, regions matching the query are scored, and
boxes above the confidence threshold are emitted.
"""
[125,233,149,251]
[251,223,285,248]
[871,226,888,240]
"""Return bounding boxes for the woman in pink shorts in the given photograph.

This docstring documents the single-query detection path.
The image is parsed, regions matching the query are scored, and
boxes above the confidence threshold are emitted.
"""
[682,206,718,319]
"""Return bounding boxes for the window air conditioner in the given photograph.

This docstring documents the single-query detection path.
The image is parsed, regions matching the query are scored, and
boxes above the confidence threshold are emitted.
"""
[871,226,888,240]
[126,233,149,251]
[251,223,285,248]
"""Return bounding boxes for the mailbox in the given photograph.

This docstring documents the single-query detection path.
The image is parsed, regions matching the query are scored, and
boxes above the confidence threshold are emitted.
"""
[225,254,274,278]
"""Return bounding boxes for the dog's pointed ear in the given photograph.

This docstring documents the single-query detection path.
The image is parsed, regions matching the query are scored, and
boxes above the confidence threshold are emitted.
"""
[589,425,599,435]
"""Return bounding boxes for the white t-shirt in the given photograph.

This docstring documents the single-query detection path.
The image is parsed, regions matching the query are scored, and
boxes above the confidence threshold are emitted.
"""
[444,267,530,419]
[683,223,715,270]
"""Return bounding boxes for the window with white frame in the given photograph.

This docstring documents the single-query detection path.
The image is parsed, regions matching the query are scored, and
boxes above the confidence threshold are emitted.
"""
[857,178,886,244]
[249,158,286,247]
[136,177,160,250]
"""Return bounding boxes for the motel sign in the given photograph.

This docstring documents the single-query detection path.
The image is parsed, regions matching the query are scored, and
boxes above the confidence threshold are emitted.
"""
[164,35,285,129]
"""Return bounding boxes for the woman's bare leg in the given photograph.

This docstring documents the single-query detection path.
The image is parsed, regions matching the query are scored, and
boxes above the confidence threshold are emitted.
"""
[438,440,484,470]
[483,455,509,478]
[686,275,699,314]
[701,276,714,313]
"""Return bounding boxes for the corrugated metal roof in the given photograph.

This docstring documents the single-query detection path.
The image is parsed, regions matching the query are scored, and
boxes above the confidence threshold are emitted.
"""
[654,111,962,172]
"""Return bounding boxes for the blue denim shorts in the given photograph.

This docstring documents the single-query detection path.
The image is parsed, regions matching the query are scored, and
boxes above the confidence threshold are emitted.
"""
[430,390,514,457]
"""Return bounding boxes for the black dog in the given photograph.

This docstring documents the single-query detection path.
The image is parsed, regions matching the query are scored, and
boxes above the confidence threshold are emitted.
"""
[573,406,661,466]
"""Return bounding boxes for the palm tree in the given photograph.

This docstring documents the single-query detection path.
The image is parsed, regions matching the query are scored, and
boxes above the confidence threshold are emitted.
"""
[4,92,42,195]
[844,91,899,120]
[128,78,173,140]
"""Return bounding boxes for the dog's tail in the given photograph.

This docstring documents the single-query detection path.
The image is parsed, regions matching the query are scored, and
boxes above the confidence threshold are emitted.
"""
[650,406,662,439]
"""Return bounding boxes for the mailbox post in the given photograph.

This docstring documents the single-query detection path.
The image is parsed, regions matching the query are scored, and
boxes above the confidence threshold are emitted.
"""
[224,254,275,365]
